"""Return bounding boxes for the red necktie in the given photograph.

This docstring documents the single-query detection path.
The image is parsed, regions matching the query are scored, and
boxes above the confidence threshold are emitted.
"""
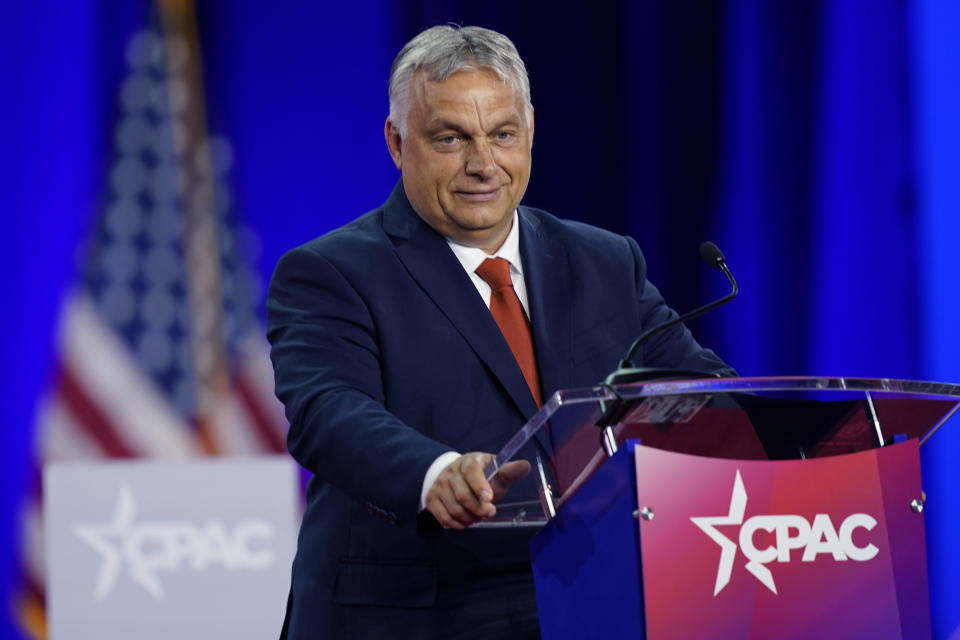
[475,258,542,407]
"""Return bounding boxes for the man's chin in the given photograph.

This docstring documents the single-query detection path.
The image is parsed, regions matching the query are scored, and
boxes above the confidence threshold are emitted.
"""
[445,214,514,252]
[450,211,512,232]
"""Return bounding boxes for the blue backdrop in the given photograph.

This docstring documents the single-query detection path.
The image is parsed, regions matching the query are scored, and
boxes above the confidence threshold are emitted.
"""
[1,2,957,638]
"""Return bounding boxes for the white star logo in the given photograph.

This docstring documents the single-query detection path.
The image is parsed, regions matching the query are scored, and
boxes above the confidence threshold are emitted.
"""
[690,470,748,596]
[74,485,165,599]
[689,471,779,596]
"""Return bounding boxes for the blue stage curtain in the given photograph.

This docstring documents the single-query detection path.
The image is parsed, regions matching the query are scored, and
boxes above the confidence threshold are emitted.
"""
[911,2,960,636]
[2,1,957,637]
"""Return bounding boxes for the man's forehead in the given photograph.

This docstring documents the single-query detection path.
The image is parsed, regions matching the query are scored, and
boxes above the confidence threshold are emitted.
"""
[411,69,524,116]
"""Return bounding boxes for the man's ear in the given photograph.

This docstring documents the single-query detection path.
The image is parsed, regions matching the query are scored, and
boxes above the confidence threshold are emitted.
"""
[384,118,402,170]
[528,104,535,150]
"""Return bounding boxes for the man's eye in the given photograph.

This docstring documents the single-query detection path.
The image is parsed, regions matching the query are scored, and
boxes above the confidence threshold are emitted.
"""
[437,135,460,145]
[496,131,515,142]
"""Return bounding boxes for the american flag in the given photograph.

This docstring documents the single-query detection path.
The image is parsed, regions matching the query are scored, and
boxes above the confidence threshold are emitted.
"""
[15,7,288,638]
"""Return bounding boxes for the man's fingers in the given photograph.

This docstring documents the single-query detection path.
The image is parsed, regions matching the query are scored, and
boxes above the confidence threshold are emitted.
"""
[423,452,502,529]
[449,472,494,518]
[491,459,532,500]
[460,453,494,502]
[428,481,477,528]
[499,459,531,481]
[438,490,474,526]
[425,495,466,530]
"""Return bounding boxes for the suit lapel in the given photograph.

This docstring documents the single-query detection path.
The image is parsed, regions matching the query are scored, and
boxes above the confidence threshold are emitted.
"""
[517,208,574,461]
[518,208,572,400]
[382,183,540,420]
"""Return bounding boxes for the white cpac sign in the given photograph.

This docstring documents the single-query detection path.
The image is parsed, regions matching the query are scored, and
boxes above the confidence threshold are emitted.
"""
[74,485,276,600]
[690,471,879,596]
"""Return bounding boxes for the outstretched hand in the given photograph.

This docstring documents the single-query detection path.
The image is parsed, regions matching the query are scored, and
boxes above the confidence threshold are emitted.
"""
[424,452,531,530]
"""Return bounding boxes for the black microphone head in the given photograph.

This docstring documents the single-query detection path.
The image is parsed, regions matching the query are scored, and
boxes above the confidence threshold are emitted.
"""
[699,241,725,268]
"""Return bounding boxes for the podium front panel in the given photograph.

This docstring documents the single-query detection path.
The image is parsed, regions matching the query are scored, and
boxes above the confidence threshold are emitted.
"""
[635,442,928,639]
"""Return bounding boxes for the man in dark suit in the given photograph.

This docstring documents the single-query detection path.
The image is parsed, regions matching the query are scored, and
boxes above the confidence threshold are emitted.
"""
[267,25,732,639]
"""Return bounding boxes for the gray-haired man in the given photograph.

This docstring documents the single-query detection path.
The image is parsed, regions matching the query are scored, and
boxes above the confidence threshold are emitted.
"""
[268,25,731,639]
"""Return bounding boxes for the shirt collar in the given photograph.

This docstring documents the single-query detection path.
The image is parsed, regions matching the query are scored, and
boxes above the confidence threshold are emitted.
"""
[446,210,523,275]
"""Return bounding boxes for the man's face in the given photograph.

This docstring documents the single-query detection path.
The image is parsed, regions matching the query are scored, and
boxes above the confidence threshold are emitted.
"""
[385,69,534,253]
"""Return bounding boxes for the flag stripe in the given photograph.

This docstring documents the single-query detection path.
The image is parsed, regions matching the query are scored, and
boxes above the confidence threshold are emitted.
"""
[236,333,289,446]
[235,371,286,453]
[58,366,136,458]
[205,393,266,455]
[63,297,201,457]
[38,396,108,462]
[19,503,45,593]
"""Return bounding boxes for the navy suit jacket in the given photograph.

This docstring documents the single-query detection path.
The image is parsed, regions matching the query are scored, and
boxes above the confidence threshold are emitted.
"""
[266,182,732,638]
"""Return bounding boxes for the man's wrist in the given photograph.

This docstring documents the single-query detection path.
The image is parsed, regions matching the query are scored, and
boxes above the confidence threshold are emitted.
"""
[419,451,462,512]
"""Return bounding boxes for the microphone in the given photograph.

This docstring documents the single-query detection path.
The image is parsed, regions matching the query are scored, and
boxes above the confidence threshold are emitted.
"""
[603,241,738,386]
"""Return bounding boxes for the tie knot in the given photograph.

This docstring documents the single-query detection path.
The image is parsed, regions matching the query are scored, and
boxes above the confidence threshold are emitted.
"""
[475,258,513,291]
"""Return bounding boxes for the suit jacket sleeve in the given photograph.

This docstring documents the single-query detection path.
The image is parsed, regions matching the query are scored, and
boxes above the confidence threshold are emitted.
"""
[267,243,452,529]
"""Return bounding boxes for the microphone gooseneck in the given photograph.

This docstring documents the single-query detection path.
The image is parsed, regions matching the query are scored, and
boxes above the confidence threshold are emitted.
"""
[605,241,738,385]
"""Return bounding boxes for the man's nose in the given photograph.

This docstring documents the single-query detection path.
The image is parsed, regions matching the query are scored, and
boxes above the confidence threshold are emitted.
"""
[464,139,498,178]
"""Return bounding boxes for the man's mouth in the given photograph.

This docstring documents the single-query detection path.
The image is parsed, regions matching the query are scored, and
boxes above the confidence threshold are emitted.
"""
[454,187,501,203]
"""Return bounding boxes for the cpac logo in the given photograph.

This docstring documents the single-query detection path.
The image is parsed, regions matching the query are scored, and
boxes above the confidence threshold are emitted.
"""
[690,471,879,596]
[74,485,275,600]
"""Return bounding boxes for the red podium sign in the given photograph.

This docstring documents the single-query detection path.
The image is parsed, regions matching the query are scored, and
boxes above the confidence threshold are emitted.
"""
[635,441,929,639]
